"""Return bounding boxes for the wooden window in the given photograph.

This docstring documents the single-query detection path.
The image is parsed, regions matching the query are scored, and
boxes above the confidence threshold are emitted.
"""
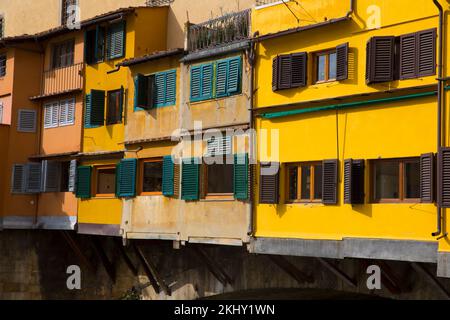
[94,166,116,197]
[61,0,77,26]
[139,159,163,196]
[0,54,6,77]
[259,162,280,204]
[106,89,123,125]
[314,50,337,83]
[52,39,74,69]
[400,29,436,79]
[204,157,234,199]
[44,98,75,129]
[85,90,105,128]
[286,162,323,203]
[371,158,420,203]
[366,36,395,84]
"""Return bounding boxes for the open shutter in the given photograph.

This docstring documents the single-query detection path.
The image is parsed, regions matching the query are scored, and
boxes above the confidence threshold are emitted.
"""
[41,160,61,193]
[76,166,91,199]
[162,155,175,197]
[190,66,201,101]
[272,56,279,91]
[68,159,77,193]
[420,153,435,203]
[95,26,105,62]
[322,159,338,205]
[259,162,280,204]
[366,36,395,84]
[227,56,242,94]
[399,33,417,79]
[291,52,307,87]
[90,89,105,126]
[117,159,137,198]
[67,98,75,125]
[165,70,176,106]
[25,163,42,194]
[84,94,92,127]
[278,55,292,89]
[344,159,365,205]
[234,154,249,200]
[11,164,26,194]
[181,158,200,201]
[439,148,450,207]
[216,60,228,98]
[417,29,436,77]
[201,64,213,100]
[107,21,125,60]
[336,43,349,81]
[154,73,166,107]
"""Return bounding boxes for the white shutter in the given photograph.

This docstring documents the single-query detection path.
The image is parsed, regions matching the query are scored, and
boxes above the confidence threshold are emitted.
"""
[68,159,77,192]
[51,102,58,127]
[25,163,42,193]
[41,160,61,193]
[11,164,26,194]
[207,135,232,156]
[67,98,75,125]
[59,100,67,125]
[44,103,54,128]
[17,109,37,132]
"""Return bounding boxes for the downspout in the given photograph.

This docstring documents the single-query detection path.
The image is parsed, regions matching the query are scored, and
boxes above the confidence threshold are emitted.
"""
[346,0,354,17]
[433,0,445,237]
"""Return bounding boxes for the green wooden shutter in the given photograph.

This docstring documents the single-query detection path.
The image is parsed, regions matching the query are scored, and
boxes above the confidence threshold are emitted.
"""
[190,66,201,101]
[227,56,242,95]
[216,60,228,98]
[165,70,176,106]
[115,161,122,198]
[117,159,137,198]
[90,89,105,126]
[234,153,249,200]
[181,158,200,201]
[107,21,125,60]
[84,94,92,127]
[76,166,91,199]
[201,64,213,100]
[154,73,166,107]
[162,155,175,197]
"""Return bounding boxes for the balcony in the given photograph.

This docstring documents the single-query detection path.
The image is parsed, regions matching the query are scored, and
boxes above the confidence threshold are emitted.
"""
[188,9,251,52]
[32,63,84,99]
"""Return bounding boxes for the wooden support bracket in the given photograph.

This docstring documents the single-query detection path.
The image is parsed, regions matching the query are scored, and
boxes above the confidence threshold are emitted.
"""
[360,260,402,295]
[268,255,314,284]
[192,246,234,286]
[412,263,450,300]
[91,237,116,283]
[60,231,96,273]
[317,258,357,288]
[115,239,138,277]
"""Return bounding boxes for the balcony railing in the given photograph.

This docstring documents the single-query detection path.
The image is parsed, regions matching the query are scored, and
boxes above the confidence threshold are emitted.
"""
[40,62,83,97]
[256,0,285,7]
[188,9,251,52]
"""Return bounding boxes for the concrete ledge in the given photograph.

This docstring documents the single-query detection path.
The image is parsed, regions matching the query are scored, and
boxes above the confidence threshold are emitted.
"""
[77,223,121,237]
[438,252,450,278]
[181,40,250,63]
[35,216,76,230]
[249,237,438,263]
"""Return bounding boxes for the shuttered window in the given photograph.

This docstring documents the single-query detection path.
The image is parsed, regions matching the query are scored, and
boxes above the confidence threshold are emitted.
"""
[51,39,74,69]
[259,162,280,204]
[206,135,232,156]
[366,36,395,84]
[107,22,125,60]
[117,159,137,198]
[68,159,77,193]
[344,159,365,205]
[25,163,42,194]
[41,160,61,193]
[234,154,249,200]
[86,22,124,64]
[215,56,242,97]
[272,52,307,91]
[44,102,59,128]
[85,90,105,127]
[0,54,6,77]
[190,63,214,102]
[135,70,176,110]
[17,109,37,133]
[181,158,200,201]
[59,98,75,126]
[439,148,450,208]
[322,159,338,205]
[162,155,175,197]
[11,163,47,194]
[400,29,436,79]
[420,153,435,204]
[76,166,91,199]
[11,164,26,194]
[336,43,349,81]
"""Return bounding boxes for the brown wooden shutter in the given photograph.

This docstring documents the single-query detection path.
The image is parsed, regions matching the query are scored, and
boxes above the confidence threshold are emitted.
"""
[272,56,279,91]
[344,159,365,205]
[399,33,417,79]
[365,41,371,84]
[439,148,450,208]
[420,153,435,203]
[336,43,349,81]
[278,55,292,89]
[291,52,307,87]
[322,159,338,205]
[259,162,280,204]
[417,28,436,77]
[173,163,180,198]
[366,36,395,84]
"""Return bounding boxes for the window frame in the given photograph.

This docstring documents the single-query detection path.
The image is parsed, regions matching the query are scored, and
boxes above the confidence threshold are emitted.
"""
[51,39,75,70]
[202,157,235,200]
[313,49,337,84]
[93,165,117,198]
[106,89,123,125]
[370,157,421,204]
[139,158,164,196]
[285,161,323,204]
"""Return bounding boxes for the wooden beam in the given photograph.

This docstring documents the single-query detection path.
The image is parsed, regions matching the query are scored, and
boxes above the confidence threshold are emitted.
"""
[192,246,233,286]
[60,231,96,273]
[268,255,313,284]
[412,263,450,300]
[360,260,402,295]
[115,239,138,277]
[317,258,357,288]
[91,237,116,283]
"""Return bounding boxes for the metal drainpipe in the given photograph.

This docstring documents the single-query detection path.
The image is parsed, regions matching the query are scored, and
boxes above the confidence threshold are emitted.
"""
[432,0,445,237]
[346,0,354,17]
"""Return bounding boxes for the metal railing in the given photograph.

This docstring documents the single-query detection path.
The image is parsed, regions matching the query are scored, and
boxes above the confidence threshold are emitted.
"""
[256,0,284,6]
[41,62,83,97]
[188,9,251,52]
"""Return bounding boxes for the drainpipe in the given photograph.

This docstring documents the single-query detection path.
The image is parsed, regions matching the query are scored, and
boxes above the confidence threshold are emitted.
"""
[346,0,354,17]
[433,0,445,237]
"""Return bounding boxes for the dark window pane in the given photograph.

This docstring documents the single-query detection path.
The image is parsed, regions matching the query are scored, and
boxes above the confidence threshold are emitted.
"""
[60,161,70,192]
[329,52,337,79]
[301,165,311,200]
[405,160,420,199]
[317,55,326,82]
[142,161,163,193]
[52,40,74,69]
[107,90,122,125]
[314,164,323,199]
[288,166,298,200]
[97,168,116,194]
[207,163,234,194]
[375,162,399,199]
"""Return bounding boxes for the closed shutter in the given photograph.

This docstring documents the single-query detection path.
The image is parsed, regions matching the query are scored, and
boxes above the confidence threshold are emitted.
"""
[84,94,92,127]
[76,166,91,199]
[181,158,200,201]
[259,162,280,204]
[336,43,349,81]
[117,158,137,198]
[227,56,242,94]
[322,159,338,205]
[272,56,279,91]
[25,163,42,194]
[439,148,450,207]
[344,159,365,204]
[59,100,67,125]
[201,64,213,100]
[165,70,176,106]
[190,66,201,101]
[278,55,292,89]
[417,29,436,77]
[400,33,417,79]
[44,103,57,128]
[291,52,307,87]
[107,21,125,60]
[366,36,395,84]
[11,164,26,194]
[90,89,105,126]
[420,153,435,203]
[234,153,248,200]
[154,73,166,107]
[41,160,61,193]
[68,159,77,193]
[162,155,175,197]
[17,109,37,133]
[216,60,228,98]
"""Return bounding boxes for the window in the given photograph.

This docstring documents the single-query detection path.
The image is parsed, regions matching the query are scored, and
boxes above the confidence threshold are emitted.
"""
[286,162,323,202]
[17,109,36,133]
[60,161,70,192]
[371,158,420,203]
[0,54,6,77]
[52,40,74,69]
[134,70,176,111]
[61,0,78,26]
[204,157,234,197]
[315,50,337,83]
[95,166,116,197]
[140,159,163,195]
[106,89,123,125]
[85,22,125,64]
[0,16,4,39]
[44,98,75,129]
[11,163,41,194]
[272,53,307,91]
[84,90,105,128]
